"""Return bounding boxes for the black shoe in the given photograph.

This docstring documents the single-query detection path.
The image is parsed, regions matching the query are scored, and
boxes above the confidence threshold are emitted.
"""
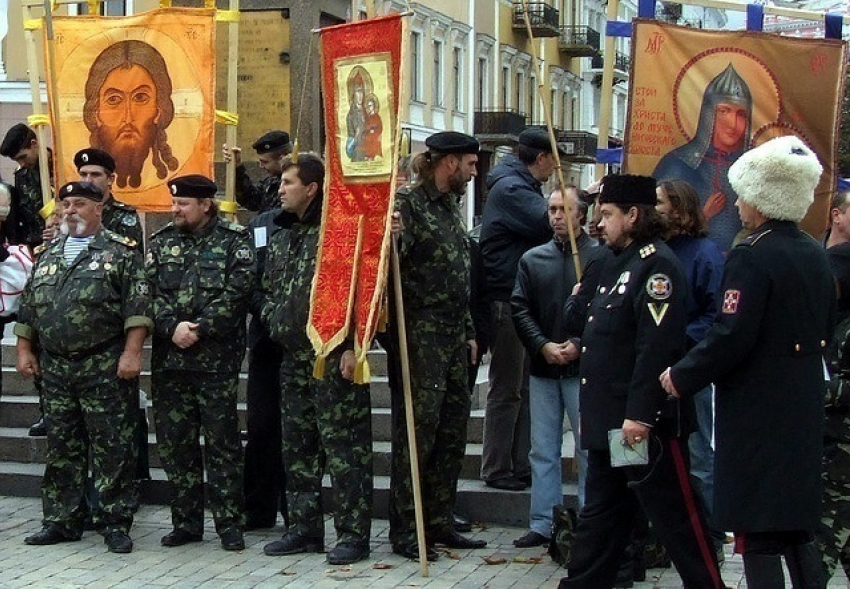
[24,524,80,545]
[28,417,47,437]
[104,531,133,553]
[161,529,203,547]
[513,530,549,548]
[263,533,323,556]
[452,512,472,533]
[484,477,526,491]
[429,529,487,549]
[220,529,245,551]
[327,541,369,565]
[392,541,439,561]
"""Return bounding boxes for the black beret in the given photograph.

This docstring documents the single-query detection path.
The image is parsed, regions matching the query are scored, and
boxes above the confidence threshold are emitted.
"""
[252,130,291,155]
[599,174,657,207]
[0,124,34,158]
[425,131,479,155]
[58,181,104,202]
[518,127,567,156]
[74,148,115,173]
[168,174,218,199]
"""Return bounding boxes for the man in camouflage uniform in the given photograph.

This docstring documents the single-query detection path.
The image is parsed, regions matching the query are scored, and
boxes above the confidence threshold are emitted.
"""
[1,123,53,437]
[74,147,148,514]
[0,123,49,247]
[147,174,254,552]
[222,130,291,212]
[15,180,151,554]
[261,153,372,565]
[817,189,850,584]
[388,131,487,561]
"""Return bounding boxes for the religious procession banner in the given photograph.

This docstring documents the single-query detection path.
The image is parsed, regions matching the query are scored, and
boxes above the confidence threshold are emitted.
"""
[309,14,404,381]
[46,8,216,211]
[624,20,847,249]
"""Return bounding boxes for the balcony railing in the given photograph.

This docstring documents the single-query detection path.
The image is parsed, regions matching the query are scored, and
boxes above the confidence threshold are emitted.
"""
[559,25,600,57]
[556,130,598,164]
[590,51,631,73]
[512,2,561,38]
[474,109,528,144]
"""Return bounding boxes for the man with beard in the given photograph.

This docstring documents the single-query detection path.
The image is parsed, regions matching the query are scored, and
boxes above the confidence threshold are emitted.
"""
[83,40,179,189]
[388,131,487,561]
[222,130,291,213]
[147,175,254,552]
[15,181,151,554]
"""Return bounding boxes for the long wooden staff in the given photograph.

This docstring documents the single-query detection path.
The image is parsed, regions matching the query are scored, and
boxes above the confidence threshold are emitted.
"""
[391,237,429,577]
[519,0,582,280]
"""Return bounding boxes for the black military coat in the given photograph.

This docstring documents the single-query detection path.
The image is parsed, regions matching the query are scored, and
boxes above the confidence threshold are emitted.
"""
[578,238,688,450]
[671,220,834,532]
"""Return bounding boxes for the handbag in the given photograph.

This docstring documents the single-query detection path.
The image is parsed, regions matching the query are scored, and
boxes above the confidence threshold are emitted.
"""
[0,245,34,317]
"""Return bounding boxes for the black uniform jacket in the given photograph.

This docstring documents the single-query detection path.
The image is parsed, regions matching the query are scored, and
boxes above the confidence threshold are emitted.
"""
[671,220,834,532]
[578,238,688,450]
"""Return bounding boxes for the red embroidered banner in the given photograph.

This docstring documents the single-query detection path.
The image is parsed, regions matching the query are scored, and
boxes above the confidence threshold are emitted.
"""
[309,14,403,380]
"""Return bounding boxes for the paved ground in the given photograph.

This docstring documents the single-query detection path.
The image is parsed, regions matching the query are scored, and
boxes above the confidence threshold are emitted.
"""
[4,496,846,588]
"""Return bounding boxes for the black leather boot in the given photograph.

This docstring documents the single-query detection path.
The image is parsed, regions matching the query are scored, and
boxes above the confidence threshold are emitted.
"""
[783,541,823,589]
[743,553,785,589]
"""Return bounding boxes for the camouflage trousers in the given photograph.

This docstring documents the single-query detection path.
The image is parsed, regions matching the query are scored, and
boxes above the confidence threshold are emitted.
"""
[388,325,470,546]
[40,346,137,535]
[817,438,850,583]
[280,348,372,544]
[152,370,244,535]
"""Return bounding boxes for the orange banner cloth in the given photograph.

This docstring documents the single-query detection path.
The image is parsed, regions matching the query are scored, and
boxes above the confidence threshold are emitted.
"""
[309,14,404,381]
[46,8,216,212]
[624,20,847,244]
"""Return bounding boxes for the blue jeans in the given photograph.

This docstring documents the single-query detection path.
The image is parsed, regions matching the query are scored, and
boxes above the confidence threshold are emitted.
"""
[529,375,587,537]
[689,384,723,544]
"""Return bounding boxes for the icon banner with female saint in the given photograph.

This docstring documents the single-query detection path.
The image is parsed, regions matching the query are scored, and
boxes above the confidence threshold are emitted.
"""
[46,8,216,211]
[624,20,847,248]
[310,14,403,381]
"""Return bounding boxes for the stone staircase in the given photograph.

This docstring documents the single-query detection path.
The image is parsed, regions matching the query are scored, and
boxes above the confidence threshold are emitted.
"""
[0,327,579,527]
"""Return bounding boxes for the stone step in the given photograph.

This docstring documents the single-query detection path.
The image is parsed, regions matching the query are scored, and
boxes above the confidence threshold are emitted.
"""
[0,397,494,444]
[0,425,576,481]
[0,462,580,527]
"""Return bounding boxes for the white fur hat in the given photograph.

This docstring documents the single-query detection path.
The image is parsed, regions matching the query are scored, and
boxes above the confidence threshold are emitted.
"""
[728,135,823,222]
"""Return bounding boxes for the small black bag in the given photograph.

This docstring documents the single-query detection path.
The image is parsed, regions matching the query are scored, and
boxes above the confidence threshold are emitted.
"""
[549,504,577,567]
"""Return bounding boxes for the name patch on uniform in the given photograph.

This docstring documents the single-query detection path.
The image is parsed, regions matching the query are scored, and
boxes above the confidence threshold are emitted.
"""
[645,274,672,300]
[722,289,740,314]
[648,302,669,326]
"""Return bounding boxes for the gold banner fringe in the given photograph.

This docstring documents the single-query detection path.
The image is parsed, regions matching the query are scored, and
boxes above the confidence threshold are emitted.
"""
[312,355,327,380]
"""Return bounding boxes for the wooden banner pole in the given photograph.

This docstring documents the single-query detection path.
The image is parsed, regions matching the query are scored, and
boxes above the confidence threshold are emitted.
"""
[594,0,620,183]
[42,0,64,188]
[21,0,53,206]
[519,0,582,280]
[223,0,239,219]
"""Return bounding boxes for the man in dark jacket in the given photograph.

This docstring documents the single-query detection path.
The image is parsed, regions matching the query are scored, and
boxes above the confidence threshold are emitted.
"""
[661,136,833,588]
[222,130,291,213]
[559,174,722,589]
[479,127,562,491]
[511,186,601,548]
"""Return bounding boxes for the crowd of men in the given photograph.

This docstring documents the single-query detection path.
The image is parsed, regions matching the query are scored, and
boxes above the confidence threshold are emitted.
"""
[0,119,846,589]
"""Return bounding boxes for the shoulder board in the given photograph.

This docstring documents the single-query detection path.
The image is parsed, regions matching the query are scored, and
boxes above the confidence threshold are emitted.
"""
[395,182,417,196]
[639,243,657,259]
[218,218,246,233]
[105,229,137,249]
[739,228,772,247]
[150,222,176,239]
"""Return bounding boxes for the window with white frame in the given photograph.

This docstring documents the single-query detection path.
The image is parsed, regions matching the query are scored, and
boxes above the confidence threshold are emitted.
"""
[433,40,444,107]
[453,47,463,112]
[411,31,422,102]
[501,66,510,109]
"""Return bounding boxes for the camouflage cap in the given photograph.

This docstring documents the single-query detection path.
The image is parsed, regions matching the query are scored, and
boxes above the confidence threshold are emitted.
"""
[74,148,115,173]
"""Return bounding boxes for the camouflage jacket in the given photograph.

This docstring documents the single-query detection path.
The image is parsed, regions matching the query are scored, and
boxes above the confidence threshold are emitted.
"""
[14,228,152,359]
[235,165,281,213]
[11,164,48,246]
[102,196,144,253]
[148,215,255,374]
[395,180,474,341]
[260,200,321,360]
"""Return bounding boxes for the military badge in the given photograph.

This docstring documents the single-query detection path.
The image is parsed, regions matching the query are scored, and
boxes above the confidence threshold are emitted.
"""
[648,303,669,326]
[123,216,138,227]
[645,274,672,300]
[89,262,99,270]
[49,264,57,275]
[235,245,254,264]
[136,282,150,296]
[104,263,112,271]
[145,252,154,266]
[722,289,740,314]
[171,246,180,257]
